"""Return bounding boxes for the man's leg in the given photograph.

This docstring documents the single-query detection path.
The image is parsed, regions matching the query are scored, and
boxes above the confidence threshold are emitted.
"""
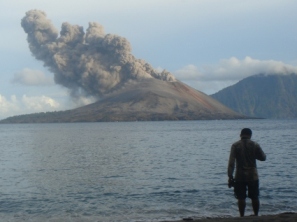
[238,199,246,217]
[248,180,260,216]
[251,198,259,216]
[234,181,247,217]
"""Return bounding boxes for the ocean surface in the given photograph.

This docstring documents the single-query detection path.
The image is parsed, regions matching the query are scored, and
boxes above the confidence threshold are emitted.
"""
[0,119,296,221]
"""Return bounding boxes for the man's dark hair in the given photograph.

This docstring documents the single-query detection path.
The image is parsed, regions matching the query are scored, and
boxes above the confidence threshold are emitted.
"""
[240,128,252,136]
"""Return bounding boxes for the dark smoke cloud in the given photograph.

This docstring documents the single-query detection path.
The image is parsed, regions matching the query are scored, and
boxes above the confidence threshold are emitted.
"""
[21,10,176,99]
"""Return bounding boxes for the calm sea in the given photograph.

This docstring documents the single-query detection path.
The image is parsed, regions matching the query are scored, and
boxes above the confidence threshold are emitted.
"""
[0,119,296,221]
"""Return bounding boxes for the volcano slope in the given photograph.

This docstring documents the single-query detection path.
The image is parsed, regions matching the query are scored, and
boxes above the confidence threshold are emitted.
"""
[1,79,246,123]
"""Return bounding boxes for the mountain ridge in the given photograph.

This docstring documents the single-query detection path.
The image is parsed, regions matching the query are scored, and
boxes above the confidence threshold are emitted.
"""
[211,73,297,119]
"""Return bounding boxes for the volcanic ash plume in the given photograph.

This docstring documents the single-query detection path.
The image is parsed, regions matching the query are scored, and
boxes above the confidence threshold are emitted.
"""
[21,10,176,99]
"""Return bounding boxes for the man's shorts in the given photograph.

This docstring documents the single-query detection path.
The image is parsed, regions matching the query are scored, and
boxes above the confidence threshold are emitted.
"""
[234,180,259,199]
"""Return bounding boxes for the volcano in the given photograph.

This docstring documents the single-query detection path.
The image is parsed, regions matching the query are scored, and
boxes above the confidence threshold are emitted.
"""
[0,79,245,123]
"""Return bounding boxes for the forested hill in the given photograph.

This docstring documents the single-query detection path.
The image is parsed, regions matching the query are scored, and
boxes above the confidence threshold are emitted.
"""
[211,74,297,119]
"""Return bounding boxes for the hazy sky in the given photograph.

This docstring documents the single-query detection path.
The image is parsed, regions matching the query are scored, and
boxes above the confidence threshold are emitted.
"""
[1,0,296,119]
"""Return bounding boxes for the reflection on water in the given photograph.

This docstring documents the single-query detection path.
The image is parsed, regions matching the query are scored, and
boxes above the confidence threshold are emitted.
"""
[0,120,296,221]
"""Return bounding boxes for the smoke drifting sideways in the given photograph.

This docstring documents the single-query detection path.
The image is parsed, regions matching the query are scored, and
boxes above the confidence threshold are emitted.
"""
[21,10,176,100]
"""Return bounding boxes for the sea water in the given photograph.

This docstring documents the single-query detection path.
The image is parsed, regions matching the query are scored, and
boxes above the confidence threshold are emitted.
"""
[0,119,296,221]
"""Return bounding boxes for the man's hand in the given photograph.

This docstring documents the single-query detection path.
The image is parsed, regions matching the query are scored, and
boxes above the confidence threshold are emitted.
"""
[228,176,235,188]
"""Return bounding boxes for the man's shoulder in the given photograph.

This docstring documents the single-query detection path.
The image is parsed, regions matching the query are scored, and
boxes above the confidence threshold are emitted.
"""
[247,139,260,147]
[232,139,260,148]
[232,140,242,146]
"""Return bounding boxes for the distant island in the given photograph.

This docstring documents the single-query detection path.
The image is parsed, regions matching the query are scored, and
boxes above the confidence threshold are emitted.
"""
[3,73,295,123]
[0,79,246,123]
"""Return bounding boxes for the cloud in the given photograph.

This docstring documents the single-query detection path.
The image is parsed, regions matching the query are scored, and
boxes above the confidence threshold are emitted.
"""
[21,95,60,110]
[0,92,96,120]
[0,94,60,119]
[174,57,297,94]
[11,68,54,86]
[0,95,19,115]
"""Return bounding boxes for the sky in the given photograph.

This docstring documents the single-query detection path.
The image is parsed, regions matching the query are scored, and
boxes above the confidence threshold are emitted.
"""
[0,0,296,120]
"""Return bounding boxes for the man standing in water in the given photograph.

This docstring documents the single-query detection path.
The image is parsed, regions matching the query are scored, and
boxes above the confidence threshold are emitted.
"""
[227,128,266,217]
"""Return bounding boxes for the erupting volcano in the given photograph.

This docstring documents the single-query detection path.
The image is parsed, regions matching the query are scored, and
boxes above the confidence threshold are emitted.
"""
[0,10,245,123]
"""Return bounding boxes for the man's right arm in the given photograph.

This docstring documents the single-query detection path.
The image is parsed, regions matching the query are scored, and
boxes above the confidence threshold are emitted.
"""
[227,145,236,178]
[255,143,266,161]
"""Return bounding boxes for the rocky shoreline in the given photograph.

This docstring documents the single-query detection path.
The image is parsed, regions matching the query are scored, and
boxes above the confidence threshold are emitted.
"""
[162,212,296,222]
